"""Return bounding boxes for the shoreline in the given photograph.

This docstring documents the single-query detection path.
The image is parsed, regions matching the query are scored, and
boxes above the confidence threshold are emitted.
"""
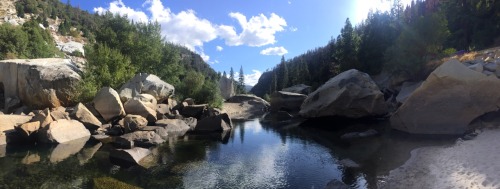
[380,127,500,189]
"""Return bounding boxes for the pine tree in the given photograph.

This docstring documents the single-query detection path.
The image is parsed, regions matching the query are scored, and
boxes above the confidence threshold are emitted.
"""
[277,56,288,90]
[223,71,227,78]
[238,65,245,94]
[335,18,360,72]
[229,67,234,81]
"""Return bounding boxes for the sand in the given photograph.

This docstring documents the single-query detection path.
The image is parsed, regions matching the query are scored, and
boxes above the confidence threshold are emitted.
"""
[380,128,500,189]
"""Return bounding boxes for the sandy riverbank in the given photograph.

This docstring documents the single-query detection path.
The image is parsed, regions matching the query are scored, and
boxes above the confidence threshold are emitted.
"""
[380,128,500,189]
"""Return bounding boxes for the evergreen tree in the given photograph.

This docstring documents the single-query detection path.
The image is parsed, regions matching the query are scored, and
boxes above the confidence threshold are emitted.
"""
[229,67,234,81]
[277,56,289,90]
[237,65,245,94]
[335,18,360,72]
[223,71,227,78]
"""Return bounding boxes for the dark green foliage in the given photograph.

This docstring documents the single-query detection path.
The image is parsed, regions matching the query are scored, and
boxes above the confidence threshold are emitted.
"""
[0,24,28,59]
[334,18,360,72]
[236,66,245,94]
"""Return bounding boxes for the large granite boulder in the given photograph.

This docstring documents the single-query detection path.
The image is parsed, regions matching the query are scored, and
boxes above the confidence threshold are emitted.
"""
[93,87,126,122]
[195,113,232,132]
[300,69,388,118]
[0,59,81,109]
[391,59,500,135]
[118,73,174,103]
[114,131,165,149]
[156,119,190,135]
[270,91,307,113]
[38,119,91,143]
[123,99,157,123]
[282,84,312,95]
[219,76,235,99]
[71,103,102,131]
[180,104,207,119]
[0,115,33,133]
[395,81,422,104]
[119,115,148,133]
[223,94,270,120]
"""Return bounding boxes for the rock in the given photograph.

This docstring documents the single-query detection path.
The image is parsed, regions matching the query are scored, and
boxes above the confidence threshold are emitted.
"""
[133,94,157,110]
[391,59,500,135]
[93,87,126,122]
[59,41,85,56]
[21,152,40,165]
[31,108,53,128]
[167,98,177,111]
[180,104,207,119]
[0,115,33,134]
[0,134,6,146]
[13,105,30,115]
[119,115,148,133]
[226,94,270,106]
[109,147,152,166]
[156,104,170,115]
[105,125,124,136]
[270,91,307,113]
[91,135,113,143]
[395,81,422,104]
[4,96,21,113]
[219,76,235,99]
[114,131,165,149]
[49,136,89,163]
[183,117,198,130]
[93,177,142,189]
[71,103,102,131]
[38,119,91,143]
[77,142,102,165]
[195,113,232,132]
[483,62,497,72]
[223,94,270,120]
[300,69,388,118]
[282,84,312,95]
[123,99,157,123]
[140,126,169,139]
[118,73,174,103]
[15,121,40,139]
[358,129,379,137]
[339,158,360,168]
[50,109,70,120]
[183,98,195,105]
[0,59,81,109]
[467,63,483,73]
[156,119,190,136]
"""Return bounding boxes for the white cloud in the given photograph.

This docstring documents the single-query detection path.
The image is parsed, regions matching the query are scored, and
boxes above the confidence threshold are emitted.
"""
[245,70,262,86]
[218,12,287,47]
[94,0,217,52]
[216,46,223,51]
[289,26,298,32]
[260,46,288,56]
[94,0,148,23]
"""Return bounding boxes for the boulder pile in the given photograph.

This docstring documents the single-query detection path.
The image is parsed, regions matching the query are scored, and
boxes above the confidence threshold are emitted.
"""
[0,73,232,166]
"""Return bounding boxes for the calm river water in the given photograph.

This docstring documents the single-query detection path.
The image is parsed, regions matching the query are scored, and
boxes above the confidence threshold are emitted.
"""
[0,119,456,189]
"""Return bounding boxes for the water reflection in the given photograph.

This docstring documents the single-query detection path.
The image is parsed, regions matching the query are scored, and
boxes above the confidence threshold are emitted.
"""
[0,119,457,188]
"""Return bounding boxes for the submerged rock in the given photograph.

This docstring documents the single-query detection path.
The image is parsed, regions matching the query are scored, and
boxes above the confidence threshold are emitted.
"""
[391,59,500,135]
[109,147,152,166]
[300,69,388,119]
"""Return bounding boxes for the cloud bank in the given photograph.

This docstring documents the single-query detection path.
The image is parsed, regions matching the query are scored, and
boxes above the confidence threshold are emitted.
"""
[260,46,288,56]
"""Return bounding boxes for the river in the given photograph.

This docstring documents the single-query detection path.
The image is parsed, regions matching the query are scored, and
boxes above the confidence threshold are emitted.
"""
[0,119,457,188]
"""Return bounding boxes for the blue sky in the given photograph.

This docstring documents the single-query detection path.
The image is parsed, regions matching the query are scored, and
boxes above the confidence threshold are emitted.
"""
[67,0,411,85]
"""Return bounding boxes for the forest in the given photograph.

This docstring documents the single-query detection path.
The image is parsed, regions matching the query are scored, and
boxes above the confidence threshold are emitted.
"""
[251,0,500,98]
[1,0,225,107]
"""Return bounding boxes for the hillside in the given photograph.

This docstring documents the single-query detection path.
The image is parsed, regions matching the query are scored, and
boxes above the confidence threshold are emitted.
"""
[0,0,223,106]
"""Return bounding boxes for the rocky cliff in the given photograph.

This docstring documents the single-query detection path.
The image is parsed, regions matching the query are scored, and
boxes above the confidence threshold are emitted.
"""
[0,0,19,25]
[219,77,235,100]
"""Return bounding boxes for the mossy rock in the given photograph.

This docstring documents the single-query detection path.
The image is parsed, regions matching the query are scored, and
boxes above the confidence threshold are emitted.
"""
[93,177,142,189]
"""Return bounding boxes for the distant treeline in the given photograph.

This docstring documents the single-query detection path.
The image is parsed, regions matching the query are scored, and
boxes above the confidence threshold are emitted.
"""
[251,0,499,97]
